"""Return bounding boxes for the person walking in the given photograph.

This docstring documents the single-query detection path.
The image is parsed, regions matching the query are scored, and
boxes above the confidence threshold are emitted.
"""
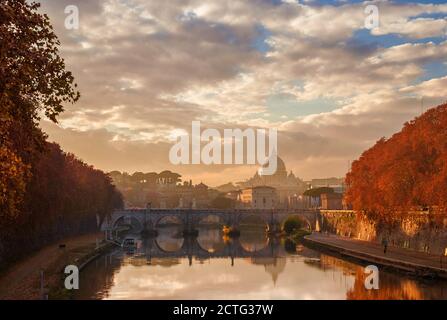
[382,237,388,254]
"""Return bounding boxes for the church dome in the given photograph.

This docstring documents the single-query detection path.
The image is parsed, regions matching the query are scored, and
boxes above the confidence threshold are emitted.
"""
[260,156,287,176]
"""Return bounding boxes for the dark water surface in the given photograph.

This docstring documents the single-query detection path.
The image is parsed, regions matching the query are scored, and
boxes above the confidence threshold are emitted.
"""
[75,227,447,300]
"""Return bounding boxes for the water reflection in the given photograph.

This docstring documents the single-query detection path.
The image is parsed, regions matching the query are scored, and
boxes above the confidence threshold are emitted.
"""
[155,226,184,252]
[197,228,226,253]
[75,227,447,300]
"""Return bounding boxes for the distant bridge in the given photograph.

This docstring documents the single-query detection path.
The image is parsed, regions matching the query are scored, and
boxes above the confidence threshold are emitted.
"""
[102,208,321,236]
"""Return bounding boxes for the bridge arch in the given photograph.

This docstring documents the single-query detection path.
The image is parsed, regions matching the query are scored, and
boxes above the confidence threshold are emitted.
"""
[112,215,125,228]
[154,214,185,228]
[237,212,270,230]
[154,234,184,253]
[113,215,144,233]
[196,213,226,227]
[277,214,313,231]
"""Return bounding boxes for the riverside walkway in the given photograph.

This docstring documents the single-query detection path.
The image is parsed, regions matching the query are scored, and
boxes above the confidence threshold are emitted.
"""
[304,233,447,279]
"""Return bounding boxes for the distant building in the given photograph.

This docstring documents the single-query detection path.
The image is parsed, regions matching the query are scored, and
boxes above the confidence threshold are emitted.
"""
[287,194,309,209]
[110,171,219,209]
[237,157,307,208]
[178,181,214,209]
[194,182,210,208]
[240,186,278,209]
[300,194,321,209]
[177,180,194,208]
[321,193,343,210]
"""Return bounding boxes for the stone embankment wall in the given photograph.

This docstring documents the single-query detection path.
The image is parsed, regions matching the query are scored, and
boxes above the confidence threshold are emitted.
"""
[320,210,447,255]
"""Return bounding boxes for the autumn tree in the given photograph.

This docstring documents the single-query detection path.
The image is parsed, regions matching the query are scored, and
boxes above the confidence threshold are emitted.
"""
[0,1,79,219]
[0,1,123,267]
[1,141,123,265]
[346,103,447,222]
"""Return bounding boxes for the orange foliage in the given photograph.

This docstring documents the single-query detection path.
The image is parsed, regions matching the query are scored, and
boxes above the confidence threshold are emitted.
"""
[0,142,123,266]
[346,103,447,222]
[0,2,122,266]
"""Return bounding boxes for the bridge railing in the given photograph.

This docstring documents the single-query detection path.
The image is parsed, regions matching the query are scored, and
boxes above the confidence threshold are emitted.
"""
[114,208,320,214]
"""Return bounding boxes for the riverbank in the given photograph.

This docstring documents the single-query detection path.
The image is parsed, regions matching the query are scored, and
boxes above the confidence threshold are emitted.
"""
[304,233,447,279]
[0,232,112,300]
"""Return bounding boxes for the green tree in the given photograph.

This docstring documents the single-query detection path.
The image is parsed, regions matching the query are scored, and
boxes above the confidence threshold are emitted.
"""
[211,196,235,209]
[283,216,304,234]
[303,187,334,197]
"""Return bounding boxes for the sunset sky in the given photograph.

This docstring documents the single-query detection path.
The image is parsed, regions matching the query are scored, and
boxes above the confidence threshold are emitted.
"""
[38,0,447,186]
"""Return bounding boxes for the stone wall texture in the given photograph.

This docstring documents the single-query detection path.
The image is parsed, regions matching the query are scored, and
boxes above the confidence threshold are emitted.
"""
[320,210,447,255]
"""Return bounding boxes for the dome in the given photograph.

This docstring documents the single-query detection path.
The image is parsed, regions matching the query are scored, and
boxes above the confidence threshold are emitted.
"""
[260,156,287,176]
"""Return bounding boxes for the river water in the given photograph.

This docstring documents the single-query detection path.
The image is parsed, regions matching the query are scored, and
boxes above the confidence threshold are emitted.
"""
[75,226,447,300]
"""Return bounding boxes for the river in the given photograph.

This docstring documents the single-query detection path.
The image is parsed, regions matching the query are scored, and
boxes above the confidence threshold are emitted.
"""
[75,226,447,300]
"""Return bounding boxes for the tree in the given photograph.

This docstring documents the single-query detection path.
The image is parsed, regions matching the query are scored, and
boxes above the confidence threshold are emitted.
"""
[211,196,235,209]
[345,102,447,222]
[283,216,303,234]
[0,2,123,267]
[0,1,79,219]
[0,146,28,220]
[0,142,123,266]
[303,187,334,197]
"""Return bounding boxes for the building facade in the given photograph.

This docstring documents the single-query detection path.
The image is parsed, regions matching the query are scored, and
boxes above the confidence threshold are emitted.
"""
[240,186,278,209]
[321,193,343,210]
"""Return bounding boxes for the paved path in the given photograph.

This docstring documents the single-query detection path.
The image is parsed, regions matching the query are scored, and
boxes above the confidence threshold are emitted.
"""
[305,233,447,278]
[0,233,103,300]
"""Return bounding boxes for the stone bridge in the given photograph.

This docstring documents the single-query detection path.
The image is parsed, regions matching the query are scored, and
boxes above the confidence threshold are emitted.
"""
[103,208,321,236]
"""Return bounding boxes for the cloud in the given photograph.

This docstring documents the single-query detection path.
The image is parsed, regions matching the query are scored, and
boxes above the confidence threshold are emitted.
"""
[400,76,447,98]
[368,41,447,65]
[372,17,447,39]
[37,0,447,185]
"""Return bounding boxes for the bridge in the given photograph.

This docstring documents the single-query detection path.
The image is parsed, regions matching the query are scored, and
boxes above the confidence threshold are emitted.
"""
[102,208,321,237]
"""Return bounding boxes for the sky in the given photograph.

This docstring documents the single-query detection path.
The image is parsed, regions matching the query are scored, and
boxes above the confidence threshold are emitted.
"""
[37,0,447,186]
